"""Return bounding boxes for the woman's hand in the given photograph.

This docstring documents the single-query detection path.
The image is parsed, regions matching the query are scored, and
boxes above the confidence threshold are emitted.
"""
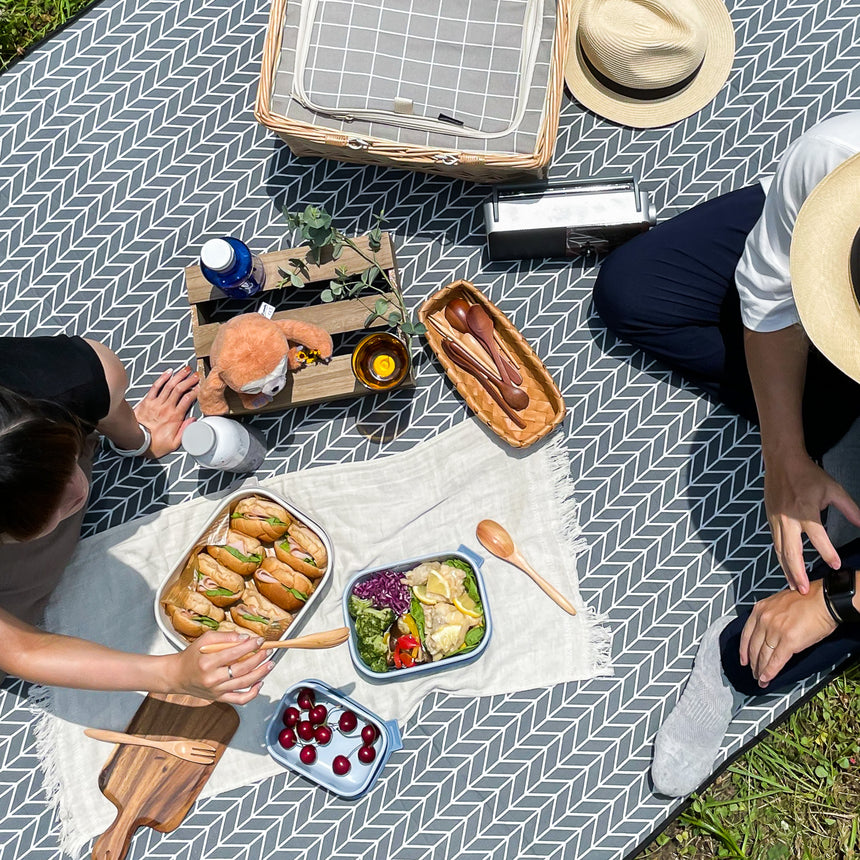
[739,579,837,687]
[134,367,199,458]
[763,454,860,593]
[167,631,275,704]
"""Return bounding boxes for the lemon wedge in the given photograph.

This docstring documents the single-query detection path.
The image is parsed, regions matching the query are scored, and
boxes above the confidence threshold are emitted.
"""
[413,585,441,605]
[425,571,452,599]
[453,593,481,619]
[429,624,465,655]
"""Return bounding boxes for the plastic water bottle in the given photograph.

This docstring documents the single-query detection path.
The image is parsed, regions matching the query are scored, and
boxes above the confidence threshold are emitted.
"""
[199,237,266,299]
[181,417,267,472]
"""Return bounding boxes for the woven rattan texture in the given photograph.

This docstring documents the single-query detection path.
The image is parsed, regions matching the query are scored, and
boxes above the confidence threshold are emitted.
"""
[419,280,565,448]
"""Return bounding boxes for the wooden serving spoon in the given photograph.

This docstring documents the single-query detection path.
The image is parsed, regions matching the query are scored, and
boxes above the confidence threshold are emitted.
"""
[199,626,350,654]
[475,520,577,616]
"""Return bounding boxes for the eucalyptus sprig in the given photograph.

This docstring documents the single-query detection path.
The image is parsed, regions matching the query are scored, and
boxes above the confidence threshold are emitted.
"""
[277,205,426,338]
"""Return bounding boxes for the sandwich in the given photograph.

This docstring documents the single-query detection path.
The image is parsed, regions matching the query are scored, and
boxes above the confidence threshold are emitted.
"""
[230,497,293,541]
[229,589,293,638]
[206,529,264,575]
[165,591,226,638]
[254,557,315,611]
[274,523,328,579]
[193,553,245,607]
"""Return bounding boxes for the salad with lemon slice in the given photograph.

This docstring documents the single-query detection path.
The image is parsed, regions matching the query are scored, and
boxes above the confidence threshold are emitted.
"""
[348,559,485,673]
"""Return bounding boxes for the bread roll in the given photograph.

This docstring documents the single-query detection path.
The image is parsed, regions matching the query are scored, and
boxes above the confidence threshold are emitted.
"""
[230,497,292,541]
[206,530,264,575]
[254,557,314,611]
[229,589,293,637]
[273,523,327,578]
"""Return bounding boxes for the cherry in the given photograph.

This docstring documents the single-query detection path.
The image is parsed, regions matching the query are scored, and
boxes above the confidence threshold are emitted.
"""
[314,725,332,745]
[361,724,377,745]
[299,745,316,765]
[297,720,315,741]
[277,727,296,750]
[297,688,315,710]
[282,706,300,728]
[309,704,328,725]
[332,755,351,776]
[357,744,376,764]
[338,710,358,733]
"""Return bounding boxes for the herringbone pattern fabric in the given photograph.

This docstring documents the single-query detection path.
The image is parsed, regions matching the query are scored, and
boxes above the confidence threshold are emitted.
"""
[0,0,858,857]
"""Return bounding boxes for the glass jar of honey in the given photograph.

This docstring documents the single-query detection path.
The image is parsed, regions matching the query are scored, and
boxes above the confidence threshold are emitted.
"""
[351,332,410,391]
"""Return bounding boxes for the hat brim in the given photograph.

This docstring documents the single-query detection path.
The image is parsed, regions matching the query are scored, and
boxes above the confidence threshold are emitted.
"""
[791,152,860,383]
[564,0,735,129]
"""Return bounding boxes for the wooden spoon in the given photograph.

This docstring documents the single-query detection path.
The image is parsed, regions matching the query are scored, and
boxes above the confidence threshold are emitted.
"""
[447,299,523,384]
[475,520,577,616]
[443,338,529,411]
[466,304,524,386]
[200,626,350,654]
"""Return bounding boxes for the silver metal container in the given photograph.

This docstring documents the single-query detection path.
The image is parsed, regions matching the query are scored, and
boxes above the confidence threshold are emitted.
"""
[484,176,657,260]
[154,487,333,656]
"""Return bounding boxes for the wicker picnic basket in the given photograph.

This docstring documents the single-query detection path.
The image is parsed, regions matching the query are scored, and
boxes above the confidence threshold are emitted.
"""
[255,0,571,184]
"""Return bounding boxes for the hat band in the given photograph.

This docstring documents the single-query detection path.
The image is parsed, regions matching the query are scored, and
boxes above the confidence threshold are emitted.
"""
[851,226,860,307]
[578,39,704,101]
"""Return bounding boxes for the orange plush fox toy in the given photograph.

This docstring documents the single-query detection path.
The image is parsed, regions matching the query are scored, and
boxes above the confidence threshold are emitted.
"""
[198,313,333,415]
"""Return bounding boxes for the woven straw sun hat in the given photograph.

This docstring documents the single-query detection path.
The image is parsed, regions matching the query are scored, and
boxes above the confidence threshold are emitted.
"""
[564,0,735,128]
[791,152,860,383]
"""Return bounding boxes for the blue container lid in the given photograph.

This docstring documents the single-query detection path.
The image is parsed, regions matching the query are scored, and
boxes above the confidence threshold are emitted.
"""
[342,544,492,681]
[265,679,402,799]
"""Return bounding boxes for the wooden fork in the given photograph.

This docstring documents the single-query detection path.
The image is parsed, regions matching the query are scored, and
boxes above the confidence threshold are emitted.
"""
[84,728,218,765]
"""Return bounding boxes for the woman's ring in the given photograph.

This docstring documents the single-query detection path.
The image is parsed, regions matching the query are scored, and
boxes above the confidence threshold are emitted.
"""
[764,639,776,649]
[227,664,234,680]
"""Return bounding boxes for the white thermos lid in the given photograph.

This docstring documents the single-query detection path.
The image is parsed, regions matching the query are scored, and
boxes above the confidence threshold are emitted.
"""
[181,421,217,456]
[200,238,235,271]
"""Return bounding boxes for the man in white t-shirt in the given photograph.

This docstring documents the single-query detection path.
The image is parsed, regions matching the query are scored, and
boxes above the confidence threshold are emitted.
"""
[593,111,860,796]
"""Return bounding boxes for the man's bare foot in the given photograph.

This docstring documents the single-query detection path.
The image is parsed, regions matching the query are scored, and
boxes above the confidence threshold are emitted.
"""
[134,367,199,458]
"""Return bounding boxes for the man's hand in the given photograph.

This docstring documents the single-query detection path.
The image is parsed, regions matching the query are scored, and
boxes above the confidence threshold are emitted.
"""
[764,454,860,593]
[739,579,837,687]
[134,367,199,459]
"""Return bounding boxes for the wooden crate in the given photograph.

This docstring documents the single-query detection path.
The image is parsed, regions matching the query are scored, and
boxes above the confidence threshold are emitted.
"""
[183,233,413,416]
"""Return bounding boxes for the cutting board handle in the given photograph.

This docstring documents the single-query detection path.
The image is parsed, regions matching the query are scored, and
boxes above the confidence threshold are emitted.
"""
[92,806,138,860]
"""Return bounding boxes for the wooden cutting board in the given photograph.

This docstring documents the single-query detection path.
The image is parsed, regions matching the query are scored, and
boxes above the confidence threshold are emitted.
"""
[92,693,239,860]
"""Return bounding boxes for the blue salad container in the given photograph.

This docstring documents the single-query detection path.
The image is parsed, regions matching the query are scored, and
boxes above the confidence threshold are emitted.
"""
[265,679,402,800]
[342,545,492,681]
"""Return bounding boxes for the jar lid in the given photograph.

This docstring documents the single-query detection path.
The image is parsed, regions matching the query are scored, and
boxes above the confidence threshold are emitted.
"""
[181,421,217,456]
[200,238,235,271]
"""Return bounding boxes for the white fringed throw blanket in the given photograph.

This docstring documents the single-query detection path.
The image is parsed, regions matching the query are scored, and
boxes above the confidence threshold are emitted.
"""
[30,419,611,857]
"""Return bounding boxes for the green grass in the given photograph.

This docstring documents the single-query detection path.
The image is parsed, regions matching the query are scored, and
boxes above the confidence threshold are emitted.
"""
[636,662,860,860]
[0,0,96,70]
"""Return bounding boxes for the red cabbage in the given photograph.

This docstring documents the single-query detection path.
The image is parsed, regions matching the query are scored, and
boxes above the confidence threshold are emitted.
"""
[352,570,411,617]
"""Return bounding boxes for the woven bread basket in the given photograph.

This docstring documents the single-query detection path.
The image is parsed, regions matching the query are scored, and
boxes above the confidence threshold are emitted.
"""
[255,0,571,184]
[418,280,565,447]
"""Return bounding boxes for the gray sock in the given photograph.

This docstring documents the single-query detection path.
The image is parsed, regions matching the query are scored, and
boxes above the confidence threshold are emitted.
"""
[651,615,743,797]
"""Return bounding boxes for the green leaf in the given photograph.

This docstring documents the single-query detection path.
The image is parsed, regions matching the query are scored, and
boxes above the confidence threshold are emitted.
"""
[196,616,220,630]
[332,244,343,260]
[369,228,382,252]
[330,281,344,295]
[285,586,308,601]
[387,311,402,324]
[365,265,380,284]
[400,321,416,335]
[375,297,389,314]
[814,765,830,779]
[240,612,270,624]
[204,587,235,597]
[290,273,304,288]
[223,546,262,564]
[320,288,334,302]
[265,517,287,525]
[412,322,427,335]
[365,312,380,327]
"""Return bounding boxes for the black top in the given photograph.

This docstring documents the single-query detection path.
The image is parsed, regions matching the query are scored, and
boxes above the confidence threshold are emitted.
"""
[0,335,111,427]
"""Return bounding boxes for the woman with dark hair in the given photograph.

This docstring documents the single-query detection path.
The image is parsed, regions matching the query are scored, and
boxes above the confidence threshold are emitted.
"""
[0,335,272,704]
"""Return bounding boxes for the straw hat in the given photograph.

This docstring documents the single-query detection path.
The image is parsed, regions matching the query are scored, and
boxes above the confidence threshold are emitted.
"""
[564,0,735,128]
[790,152,860,383]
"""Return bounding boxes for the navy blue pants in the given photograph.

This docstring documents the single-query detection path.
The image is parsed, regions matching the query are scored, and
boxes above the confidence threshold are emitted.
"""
[593,184,860,694]
[593,184,860,460]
